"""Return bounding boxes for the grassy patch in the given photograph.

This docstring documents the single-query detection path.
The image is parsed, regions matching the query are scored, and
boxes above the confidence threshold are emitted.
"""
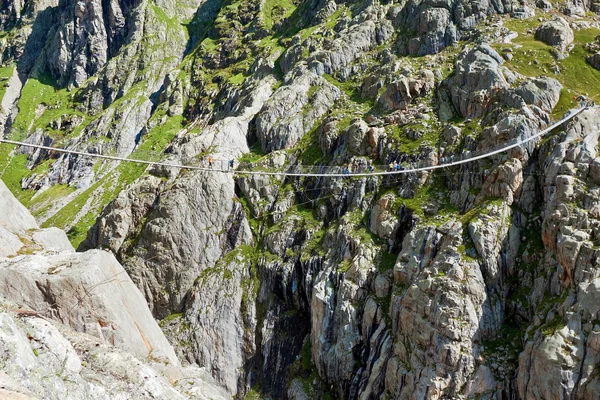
[263,0,297,30]
[481,323,524,375]
[287,337,334,399]
[295,121,323,165]
[10,73,78,137]
[238,142,265,165]
[551,89,577,119]
[377,250,398,272]
[322,74,372,105]
[42,115,184,247]
[387,120,443,155]
[29,184,77,218]
[0,154,35,204]
[500,18,600,102]
[394,173,458,222]
[245,386,263,400]
[0,64,15,104]
[541,313,567,337]
[161,312,184,323]
[150,1,186,35]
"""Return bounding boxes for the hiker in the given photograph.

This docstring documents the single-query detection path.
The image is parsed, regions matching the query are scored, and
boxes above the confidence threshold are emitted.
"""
[208,156,213,168]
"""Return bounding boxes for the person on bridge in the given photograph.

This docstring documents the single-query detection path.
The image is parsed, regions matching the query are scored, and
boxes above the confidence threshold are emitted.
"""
[208,156,213,168]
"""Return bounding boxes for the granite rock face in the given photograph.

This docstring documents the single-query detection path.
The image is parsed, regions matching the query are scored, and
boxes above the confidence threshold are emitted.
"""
[0,178,228,399]
[255,67,342,152]
[4,0,600,399]
[535,17,574,53]
[449,44,510,119]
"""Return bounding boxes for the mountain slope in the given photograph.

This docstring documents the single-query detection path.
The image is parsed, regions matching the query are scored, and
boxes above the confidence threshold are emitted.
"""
[2,0,600,398]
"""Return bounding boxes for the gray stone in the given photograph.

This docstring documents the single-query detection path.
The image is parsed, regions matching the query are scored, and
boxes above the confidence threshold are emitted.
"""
[255,67,341,153]
[515,77,562,113]
[0,180,38,234]
[535,17,574,53]
[449,44,510,118]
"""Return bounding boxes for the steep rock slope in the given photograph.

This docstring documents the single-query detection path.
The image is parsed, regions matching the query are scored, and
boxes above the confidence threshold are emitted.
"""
[3,0,600,399]
[0,178,228,399]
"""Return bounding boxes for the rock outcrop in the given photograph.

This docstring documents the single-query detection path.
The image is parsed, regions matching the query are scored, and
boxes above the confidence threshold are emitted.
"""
[255,67,341,152]
[449,44,510,119]
[0,178,228,399]
[535,17,574,54]
[4,0,600,399]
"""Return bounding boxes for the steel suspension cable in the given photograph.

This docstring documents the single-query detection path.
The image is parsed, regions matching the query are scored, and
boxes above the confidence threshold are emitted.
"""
[0,105,589,178]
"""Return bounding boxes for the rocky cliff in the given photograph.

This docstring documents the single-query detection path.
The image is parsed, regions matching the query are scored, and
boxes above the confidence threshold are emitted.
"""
[0,179,228,399]
[2,0,600,398]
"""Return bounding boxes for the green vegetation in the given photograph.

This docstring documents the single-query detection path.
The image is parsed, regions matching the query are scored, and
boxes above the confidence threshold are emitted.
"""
[552,89,577,119]
[499,17,600,102]
[457,242,478,262]
[377,250,398,272]
[387,121,443,154]
[162,312,184,323]
[41,114,184,247]
[287,338,334,400]
[150,1,187,37]
[295,122,324,165]
[0,64,15,103]
[0,71,95,211]
[0,154,35,204]
[245,386,263,400]
[263,0,297,30]
[301,226,326,261]
[29,184,77,219]
[541,313,567,337]
[481,323,525,375]
[391,173,459,222]
[238,142,265,165]
[322,74,372,105]
[10,72,78,137]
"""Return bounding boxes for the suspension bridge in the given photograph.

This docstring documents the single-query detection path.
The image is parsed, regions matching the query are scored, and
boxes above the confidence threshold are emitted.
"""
[0,105,590,178]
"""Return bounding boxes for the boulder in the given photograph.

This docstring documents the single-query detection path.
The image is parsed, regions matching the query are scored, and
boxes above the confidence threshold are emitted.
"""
[342,119,370,156]
[0,305,229,400]
[0,250,179,365]
[255,68,341,153]
[307,10,393,79]
[514,77,562,113]
[587,53,600,70]
[377,70,435,111]
[535,18,574,53]
[0,180,37,234]
[0,178,229,398]
[369,193,400,240]
[449,44,510,118]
